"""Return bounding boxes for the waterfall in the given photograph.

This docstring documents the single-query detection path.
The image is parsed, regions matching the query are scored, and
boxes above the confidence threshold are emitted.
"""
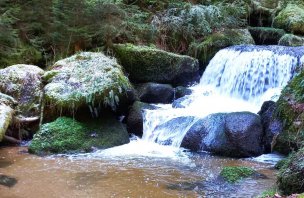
[142,45,304,147]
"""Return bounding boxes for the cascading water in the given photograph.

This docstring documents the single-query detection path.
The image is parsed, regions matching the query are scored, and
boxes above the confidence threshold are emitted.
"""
[143,45,304,148]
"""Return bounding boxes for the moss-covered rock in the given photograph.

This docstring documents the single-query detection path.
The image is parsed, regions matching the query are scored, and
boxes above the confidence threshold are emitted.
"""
[248,27,285,45]
[113,44,200,86]
[220,166,255,183]
[28,115,130,155]
[0,64,44,117]
[188,29,254,71]
[273,3,304,35]
[274,70,304,154]
[43,52,132,114]
[0,104,14,142]
[279,34,304,46]
[277,148,304,195]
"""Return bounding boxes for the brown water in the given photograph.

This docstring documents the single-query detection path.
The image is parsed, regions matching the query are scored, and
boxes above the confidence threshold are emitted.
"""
[0,145,278,198]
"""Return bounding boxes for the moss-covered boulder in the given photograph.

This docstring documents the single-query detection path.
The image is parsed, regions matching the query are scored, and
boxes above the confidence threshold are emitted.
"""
[279,34,304,46]
[273,3,304,35]
[248,27,285,45]
[277,148,304,195]
[220,166,255,183]
[28,115,130,155]
[43,52,132,115]
[188,29,255,71]
[0,64,44,117]
[274,70,304,154]
[113,44,200,86]
[0,104,14,142]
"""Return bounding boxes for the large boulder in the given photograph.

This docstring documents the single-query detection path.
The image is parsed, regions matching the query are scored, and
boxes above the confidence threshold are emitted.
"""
[277,148,304,195]
[0,64,44,117]
[279,34,304,46]
[273,3,304,35]
[0,104,14,142]
[28,115,130,155]
[126,101,157,137]
[188,29,255,72]
[248,27,285,45]
[181,112,264,157]
[136,83,174,104]
[113,44,200,86]
[274,70,304,154]
[43,52,133,116]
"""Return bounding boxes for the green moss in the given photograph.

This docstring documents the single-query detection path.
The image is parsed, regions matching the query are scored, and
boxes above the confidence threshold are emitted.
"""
[259,187,278,198]
[279,34,304,46]
[188,29,254,69]
[220,166,255,183]
[274,70,304,154]
[273,4,304,35]
[44,52,132,112]
[275,158,289,170]
[113,43,199,85]
[277,148,304,195]
[28,116,130,155]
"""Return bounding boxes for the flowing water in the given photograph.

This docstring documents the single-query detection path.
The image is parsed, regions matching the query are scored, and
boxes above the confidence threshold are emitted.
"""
[1,45,304,197]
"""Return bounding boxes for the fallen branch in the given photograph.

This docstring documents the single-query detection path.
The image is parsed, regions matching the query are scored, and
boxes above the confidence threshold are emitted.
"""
[3,135,21,144]
[15,116,40,123]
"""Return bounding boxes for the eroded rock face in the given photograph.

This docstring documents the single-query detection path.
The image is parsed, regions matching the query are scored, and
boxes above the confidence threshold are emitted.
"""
[248,27,285,45]
[113,44,200,86]
[181,112,264,157]
[0,104,14,142]
[0,64,44,117]
[43,52,132,115]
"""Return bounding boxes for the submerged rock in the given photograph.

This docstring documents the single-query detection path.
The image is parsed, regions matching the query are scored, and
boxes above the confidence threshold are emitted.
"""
[0,104,14,142]
[181,112,264,157]
[113,44,200,86]
[0,175,17,187]
[43,52,132,115]
[0,64,44,117]
[277,148,304,195]
[28,115,130,155]
[136,83,174,104]
[126,101,157,137]
[273,3,304,35]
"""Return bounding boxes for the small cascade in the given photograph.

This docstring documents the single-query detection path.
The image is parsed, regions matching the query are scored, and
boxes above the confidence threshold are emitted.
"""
[143,45,304,147]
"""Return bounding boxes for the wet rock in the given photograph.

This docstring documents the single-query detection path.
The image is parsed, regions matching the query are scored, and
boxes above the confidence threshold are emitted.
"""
[181,112,264,157]
[0,64,44,117]
[0,175,17,187]
[126,101,157,137]
[43,52,132,116]
[136,83,174,104]
[172,97,188,108]
[258,101,283,153]
[273,3,304,35]
[0,104,14,142]
[248,27,285,45]
[174,86,193,99]
[29,114,130,155]
[113,44,200,86]
[279,34,304,46]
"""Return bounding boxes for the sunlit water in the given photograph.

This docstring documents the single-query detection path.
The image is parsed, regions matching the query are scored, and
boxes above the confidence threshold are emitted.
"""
[1,45,303,197]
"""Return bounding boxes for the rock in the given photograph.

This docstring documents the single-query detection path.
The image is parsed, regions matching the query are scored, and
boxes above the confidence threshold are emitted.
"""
[181,112,264,157]
[0,64,44,117]
[0,104,14,142]
[277,148,304,195]
[0,175,17,187]
[249,0,282,27]
[0,93,17,108]
[126,101,157,137]
[172,97,188,108]
[28,115,130,155]
[113,44,200,86]
[248,27,285,45]
[136,83,174,104]
[220,166,255,183]
[174,86,192,99]
[43,52,133,116]
[279,34,304,46]
[188,29,255,72]
[258,101,283,153]
[274,69,304,154]
[273,3,304,35]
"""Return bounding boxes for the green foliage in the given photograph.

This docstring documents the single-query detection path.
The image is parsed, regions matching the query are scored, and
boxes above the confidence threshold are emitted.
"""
[259,187,278,198]
[220,166,255,183]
